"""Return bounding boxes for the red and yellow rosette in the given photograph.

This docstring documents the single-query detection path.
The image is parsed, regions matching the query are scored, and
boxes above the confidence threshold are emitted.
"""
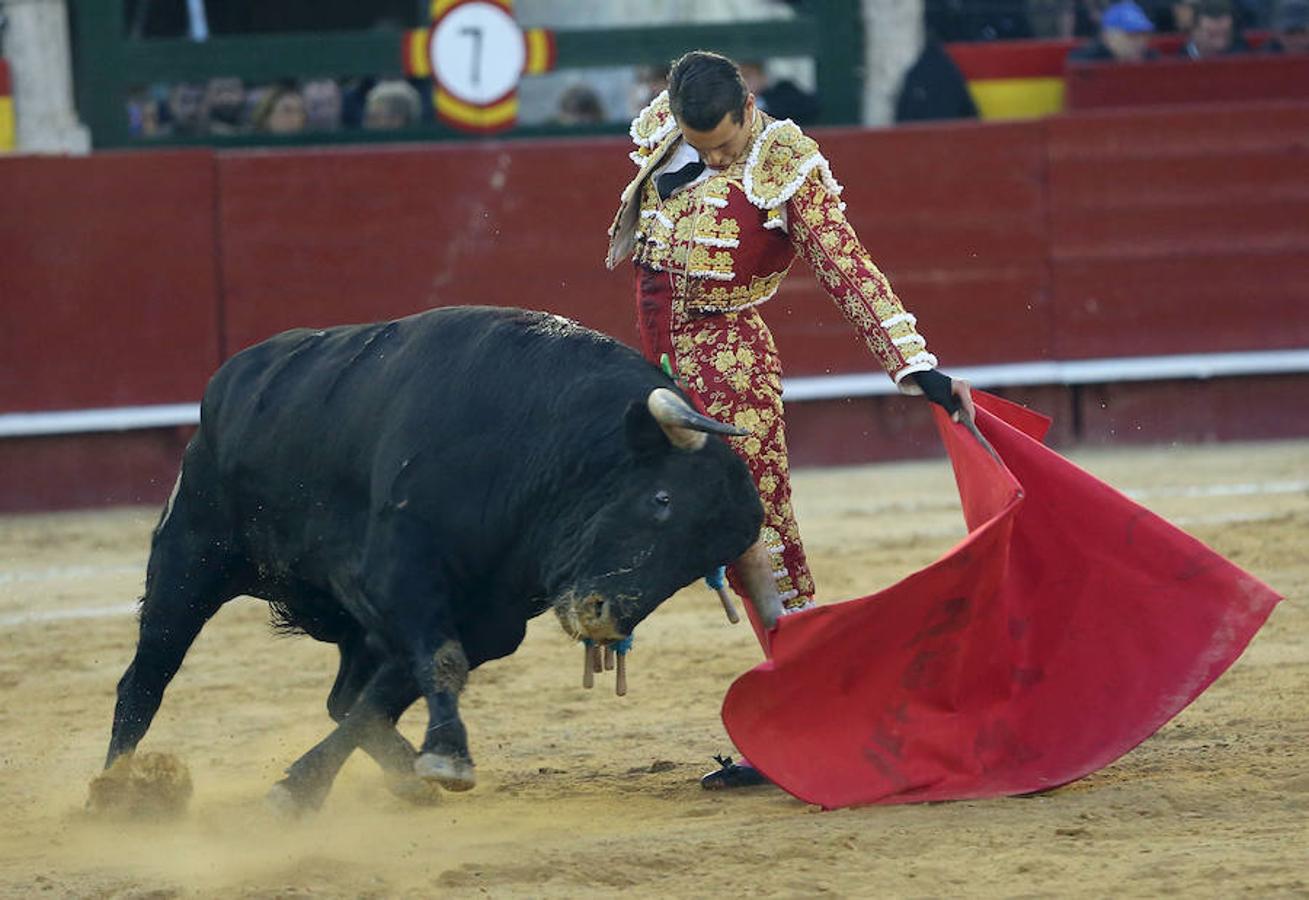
[404,0,555,134]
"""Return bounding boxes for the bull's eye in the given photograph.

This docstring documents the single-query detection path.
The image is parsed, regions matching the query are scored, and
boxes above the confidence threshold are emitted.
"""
[652,490,673,521]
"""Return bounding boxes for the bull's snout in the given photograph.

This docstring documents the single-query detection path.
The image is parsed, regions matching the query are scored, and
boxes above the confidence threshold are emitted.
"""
[580,594,608,626]
[554,591,626,643]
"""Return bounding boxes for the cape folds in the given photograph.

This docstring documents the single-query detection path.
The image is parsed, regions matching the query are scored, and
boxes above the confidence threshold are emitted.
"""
[722,392,1282,809]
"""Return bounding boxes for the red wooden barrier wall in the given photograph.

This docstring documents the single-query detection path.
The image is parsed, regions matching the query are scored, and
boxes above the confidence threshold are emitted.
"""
[0,151,222,411]
[1046,102,1309,360]
[2,101,1307,510]
[1065,55,1309,111]
[217,139,638,355]
[769,121,1052,373]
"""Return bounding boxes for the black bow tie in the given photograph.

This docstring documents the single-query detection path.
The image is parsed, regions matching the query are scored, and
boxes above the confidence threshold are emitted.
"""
[656,160,706,201]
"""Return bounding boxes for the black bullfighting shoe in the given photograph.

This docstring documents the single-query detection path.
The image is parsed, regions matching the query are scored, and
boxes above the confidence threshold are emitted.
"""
[700,754,770,790]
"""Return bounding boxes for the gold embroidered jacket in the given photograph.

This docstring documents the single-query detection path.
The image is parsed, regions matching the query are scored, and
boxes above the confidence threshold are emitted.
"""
[607,91,937,388]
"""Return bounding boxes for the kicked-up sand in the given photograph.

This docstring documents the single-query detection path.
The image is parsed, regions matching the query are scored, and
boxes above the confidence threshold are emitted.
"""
[0,439,1305,898]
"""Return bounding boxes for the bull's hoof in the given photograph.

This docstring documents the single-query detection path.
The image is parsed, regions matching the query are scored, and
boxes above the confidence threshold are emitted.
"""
[384,771,444,806]
[414,752,476,792]
[265,780,320,818]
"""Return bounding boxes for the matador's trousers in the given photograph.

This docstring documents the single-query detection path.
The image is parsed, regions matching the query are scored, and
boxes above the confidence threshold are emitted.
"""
[635,264,815,610]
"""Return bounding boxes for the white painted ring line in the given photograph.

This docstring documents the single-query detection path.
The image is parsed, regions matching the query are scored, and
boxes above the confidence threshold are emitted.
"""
[0,563,142,586]
[0,603,140,628]
[3,349,1309,438]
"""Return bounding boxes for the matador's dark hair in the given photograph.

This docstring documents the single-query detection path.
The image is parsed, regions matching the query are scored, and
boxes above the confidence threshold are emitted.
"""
[667,51,748,131]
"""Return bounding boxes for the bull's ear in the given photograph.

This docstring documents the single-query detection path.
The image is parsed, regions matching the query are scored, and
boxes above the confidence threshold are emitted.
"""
[624,401,671,459]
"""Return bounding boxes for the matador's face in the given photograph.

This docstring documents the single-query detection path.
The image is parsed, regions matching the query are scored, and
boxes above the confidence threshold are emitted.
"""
[678,95,757,170]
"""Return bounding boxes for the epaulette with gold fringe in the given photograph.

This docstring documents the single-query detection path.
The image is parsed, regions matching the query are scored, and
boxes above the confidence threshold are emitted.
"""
[627,90,676,166]
[742,119,844,210]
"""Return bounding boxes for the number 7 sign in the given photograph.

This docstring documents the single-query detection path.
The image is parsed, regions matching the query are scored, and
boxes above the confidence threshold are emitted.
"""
[410,0,556,133]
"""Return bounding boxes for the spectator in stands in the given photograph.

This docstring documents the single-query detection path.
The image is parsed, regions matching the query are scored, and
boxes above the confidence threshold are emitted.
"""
[1027,0,1078,38]
[1264,0,1309,50]
[252,82,308,135]
[1175,1,1196,27]
[303,78,344,132]
[739,61,821,125]
[1130,0,1258,33]
[628,64,670,118]
[1071,0,1114,36]
[127,89,165,138]
[202,77,246,136]
[243,85,268,125]
[165,81,206,137]
[1068,0,1161,60]
[1180,0,1249,55]
[363,80,422,130]
[894,37,980,122]
[928,0,1034,39]
[340,77,375,129]
[554,83,606,125]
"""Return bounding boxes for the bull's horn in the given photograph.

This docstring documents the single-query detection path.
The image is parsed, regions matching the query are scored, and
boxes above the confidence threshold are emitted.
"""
[647,388,749,451]
[732,538,786,631]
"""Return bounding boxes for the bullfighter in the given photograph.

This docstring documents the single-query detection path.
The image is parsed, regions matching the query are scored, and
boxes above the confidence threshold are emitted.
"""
[606,50,975,788]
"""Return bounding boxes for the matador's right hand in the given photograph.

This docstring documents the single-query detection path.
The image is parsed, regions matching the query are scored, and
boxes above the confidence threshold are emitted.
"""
[912,369,975,425]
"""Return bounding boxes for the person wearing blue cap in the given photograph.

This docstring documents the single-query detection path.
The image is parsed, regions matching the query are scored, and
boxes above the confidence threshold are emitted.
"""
[1068,0,1160,62]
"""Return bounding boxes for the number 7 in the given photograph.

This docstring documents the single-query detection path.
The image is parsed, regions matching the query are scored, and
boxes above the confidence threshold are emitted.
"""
[460,26,483,86]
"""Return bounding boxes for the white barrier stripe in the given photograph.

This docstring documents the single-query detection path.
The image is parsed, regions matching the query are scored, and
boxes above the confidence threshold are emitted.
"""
[2,348,1307,437]
[0,403,200,438]
[782,349,1309,401]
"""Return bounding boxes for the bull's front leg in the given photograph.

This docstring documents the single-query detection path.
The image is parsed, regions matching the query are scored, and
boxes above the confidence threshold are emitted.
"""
[410,638,476,791]
[269,658,419,814]
[358,519,479,793]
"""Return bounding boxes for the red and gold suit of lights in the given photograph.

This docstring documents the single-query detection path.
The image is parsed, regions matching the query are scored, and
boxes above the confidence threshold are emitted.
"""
[608,92,937,610]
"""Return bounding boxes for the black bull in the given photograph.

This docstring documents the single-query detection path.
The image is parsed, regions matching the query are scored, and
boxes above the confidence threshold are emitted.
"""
[105,306,786,812]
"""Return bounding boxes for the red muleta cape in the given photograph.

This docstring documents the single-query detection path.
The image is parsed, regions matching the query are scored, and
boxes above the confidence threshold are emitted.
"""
[722,392,1282,809]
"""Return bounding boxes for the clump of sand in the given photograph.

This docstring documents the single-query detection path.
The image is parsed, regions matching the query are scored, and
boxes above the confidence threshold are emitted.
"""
[86,752,193,820]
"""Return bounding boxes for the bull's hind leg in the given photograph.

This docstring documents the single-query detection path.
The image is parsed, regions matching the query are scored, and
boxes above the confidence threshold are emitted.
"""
[106,459,242,766]
[268,525,479,813]
[325,633,437,805]
[270,617,475,811]
[268,656,421,814]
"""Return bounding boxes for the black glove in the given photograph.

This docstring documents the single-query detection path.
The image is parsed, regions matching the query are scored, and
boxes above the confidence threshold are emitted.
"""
[911,369,961,417]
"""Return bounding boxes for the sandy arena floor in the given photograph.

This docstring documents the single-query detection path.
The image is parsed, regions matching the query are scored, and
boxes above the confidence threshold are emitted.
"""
[0,439,1305,898]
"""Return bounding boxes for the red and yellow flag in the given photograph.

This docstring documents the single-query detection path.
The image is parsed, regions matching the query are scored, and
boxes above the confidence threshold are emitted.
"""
[0,60,15,152]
